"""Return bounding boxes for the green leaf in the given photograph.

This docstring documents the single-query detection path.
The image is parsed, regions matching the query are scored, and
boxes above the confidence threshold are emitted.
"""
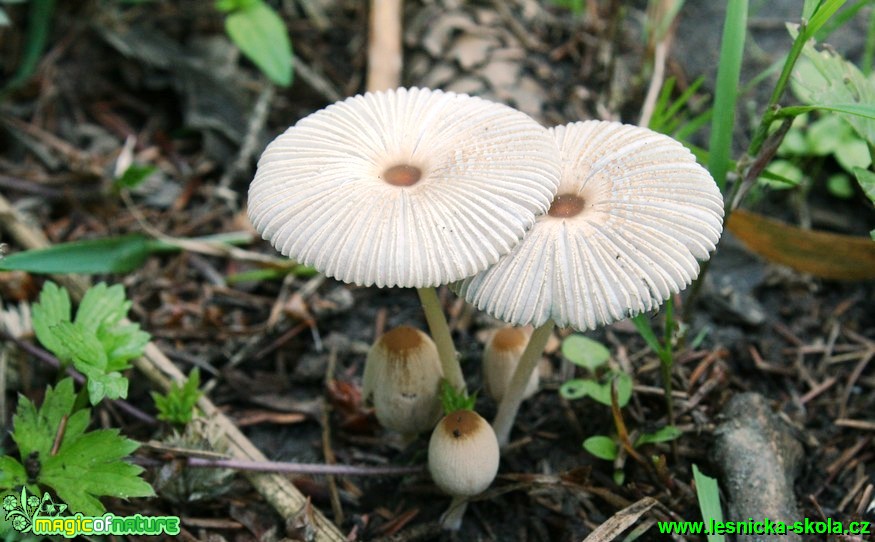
[693,464,725,542]
[31,281,72,364]
[707,0,747,189]
[75,283,129,334]
[40,429,154,516]
[803,0,847,41]
[86,372,129,405]
[0,456,26,490]
[100,322,150,371]
[0,234,151,274]
[833,137,872,171]
[561,335,610,371]
[559,371,632,407]
[11,378,78,460]
[152,368,202,424]
[789,25,875,145]
[635,425,682,446]
[439,379,477,415]
[759,159,803,189]
[583,435,618,460]
[49,321,108,374]
[806,114,850,156]
[630,314,662,354]
[1,0,55,94]
[826,173,854,199]
[113,164,156,190]
[854,167,875,203]
[225,1,293,86]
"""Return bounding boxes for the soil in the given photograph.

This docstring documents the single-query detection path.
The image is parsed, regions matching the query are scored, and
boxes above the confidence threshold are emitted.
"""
[1,1,874,541]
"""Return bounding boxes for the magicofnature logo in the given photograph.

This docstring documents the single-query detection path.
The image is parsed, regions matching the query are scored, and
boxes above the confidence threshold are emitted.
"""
[3,488,179,538]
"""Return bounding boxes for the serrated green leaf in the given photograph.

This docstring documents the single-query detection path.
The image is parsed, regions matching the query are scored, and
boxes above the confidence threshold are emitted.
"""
[31,282,72,364]
[75,283,129,334]
[635,425,682,446]
[225,1,293,86]
[11,378,77,459]
[0,234,151,274]
[86,372,128,405]
[152,368,202,424]
[561,335,610,371]
[100,323,149,371]
[40,429,152,516]
[583,436,618,460]
[0,456,26,490]
[50,321,107,373]
[439,379,477,415]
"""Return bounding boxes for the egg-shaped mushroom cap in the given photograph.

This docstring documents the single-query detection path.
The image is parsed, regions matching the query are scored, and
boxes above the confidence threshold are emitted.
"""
[483,326,539,401]
[362,326,444,435]
[428,410,500,496]
[455,121,724,330]
[248,87,561,288]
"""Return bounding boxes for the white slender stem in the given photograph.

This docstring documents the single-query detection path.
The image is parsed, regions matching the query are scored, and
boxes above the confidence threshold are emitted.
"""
[439,496,469,530]
[416,287,466,392]
[492,319,554,447]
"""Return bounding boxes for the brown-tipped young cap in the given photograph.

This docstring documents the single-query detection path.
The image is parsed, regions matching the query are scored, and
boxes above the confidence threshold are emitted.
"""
[482,326,538,402]
[428,410,500,496]
[362,325,444,435]
[455,121,724,330]
[248,87,562,288]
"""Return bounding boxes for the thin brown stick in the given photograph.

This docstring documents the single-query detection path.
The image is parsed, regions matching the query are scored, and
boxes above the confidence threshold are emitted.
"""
[367,0,403,92]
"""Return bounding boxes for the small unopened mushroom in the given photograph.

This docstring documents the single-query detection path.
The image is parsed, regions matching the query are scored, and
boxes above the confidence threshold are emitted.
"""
[428,409,500,497]
[482,326,538,402]
[362,325,443,436]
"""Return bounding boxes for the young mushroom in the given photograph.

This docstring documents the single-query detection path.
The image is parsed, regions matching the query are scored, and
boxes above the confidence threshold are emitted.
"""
[248,87,561,393]
[482,326,539,402]
[362,325,443,437]
[454,120,725,446]
[428,409,500,529]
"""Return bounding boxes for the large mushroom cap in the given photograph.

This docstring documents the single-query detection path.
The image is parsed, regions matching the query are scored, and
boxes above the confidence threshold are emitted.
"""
[455,121,724,330]
[248,87,561,288]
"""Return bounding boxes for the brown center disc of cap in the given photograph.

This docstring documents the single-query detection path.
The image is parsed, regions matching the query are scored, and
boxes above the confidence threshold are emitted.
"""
[548,194,585,218]
[383,164,422,186]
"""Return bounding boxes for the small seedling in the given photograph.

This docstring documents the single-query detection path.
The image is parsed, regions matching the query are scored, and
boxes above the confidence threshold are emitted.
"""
[152,368,203,425]
[559,335,632,408]
[439,380,476,414]
[0,378,155,516]
[31,282,150,405]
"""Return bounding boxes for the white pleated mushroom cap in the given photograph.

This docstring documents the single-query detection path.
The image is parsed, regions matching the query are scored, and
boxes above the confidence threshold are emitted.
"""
[454,121,724,330]
[248,87,561,288]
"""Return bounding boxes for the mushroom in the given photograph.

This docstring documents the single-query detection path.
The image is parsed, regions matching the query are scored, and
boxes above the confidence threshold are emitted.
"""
[362,325,443,437]
[248,87,561,392]
[428,409,500,529]
[454,120,725,445]
[482,326,539,402]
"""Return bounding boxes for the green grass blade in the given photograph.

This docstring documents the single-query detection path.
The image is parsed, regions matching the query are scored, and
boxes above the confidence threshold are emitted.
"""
[0,235,150,274]
[707,0,748,189]
[804,0,847,41]
[1,0,56,94]
[775,103,875,121]
[693,464,725,542]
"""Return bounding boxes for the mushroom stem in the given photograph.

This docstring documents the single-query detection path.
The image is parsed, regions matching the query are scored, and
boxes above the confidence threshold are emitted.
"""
[416,287,466,392]
[492,319,554,447]
[440,497,469,530]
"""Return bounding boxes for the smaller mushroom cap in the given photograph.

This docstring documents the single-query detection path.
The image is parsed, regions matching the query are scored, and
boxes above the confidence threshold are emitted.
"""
[248,87,562,288]
[428,410,500,496]
[362,326,443,435]
[482,326,539,402]
[455,121,724,330]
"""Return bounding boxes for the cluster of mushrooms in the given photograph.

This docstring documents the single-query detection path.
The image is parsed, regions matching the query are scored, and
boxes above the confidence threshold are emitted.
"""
[248,87,724,528]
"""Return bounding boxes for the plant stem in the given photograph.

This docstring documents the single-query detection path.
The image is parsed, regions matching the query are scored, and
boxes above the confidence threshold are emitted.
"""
[492,319,554,447]
[416,287,465,392]
[440,497,469,530]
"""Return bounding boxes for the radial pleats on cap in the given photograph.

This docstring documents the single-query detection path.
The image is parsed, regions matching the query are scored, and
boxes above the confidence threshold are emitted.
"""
[455,120,725,330]
[248,87,561,288]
